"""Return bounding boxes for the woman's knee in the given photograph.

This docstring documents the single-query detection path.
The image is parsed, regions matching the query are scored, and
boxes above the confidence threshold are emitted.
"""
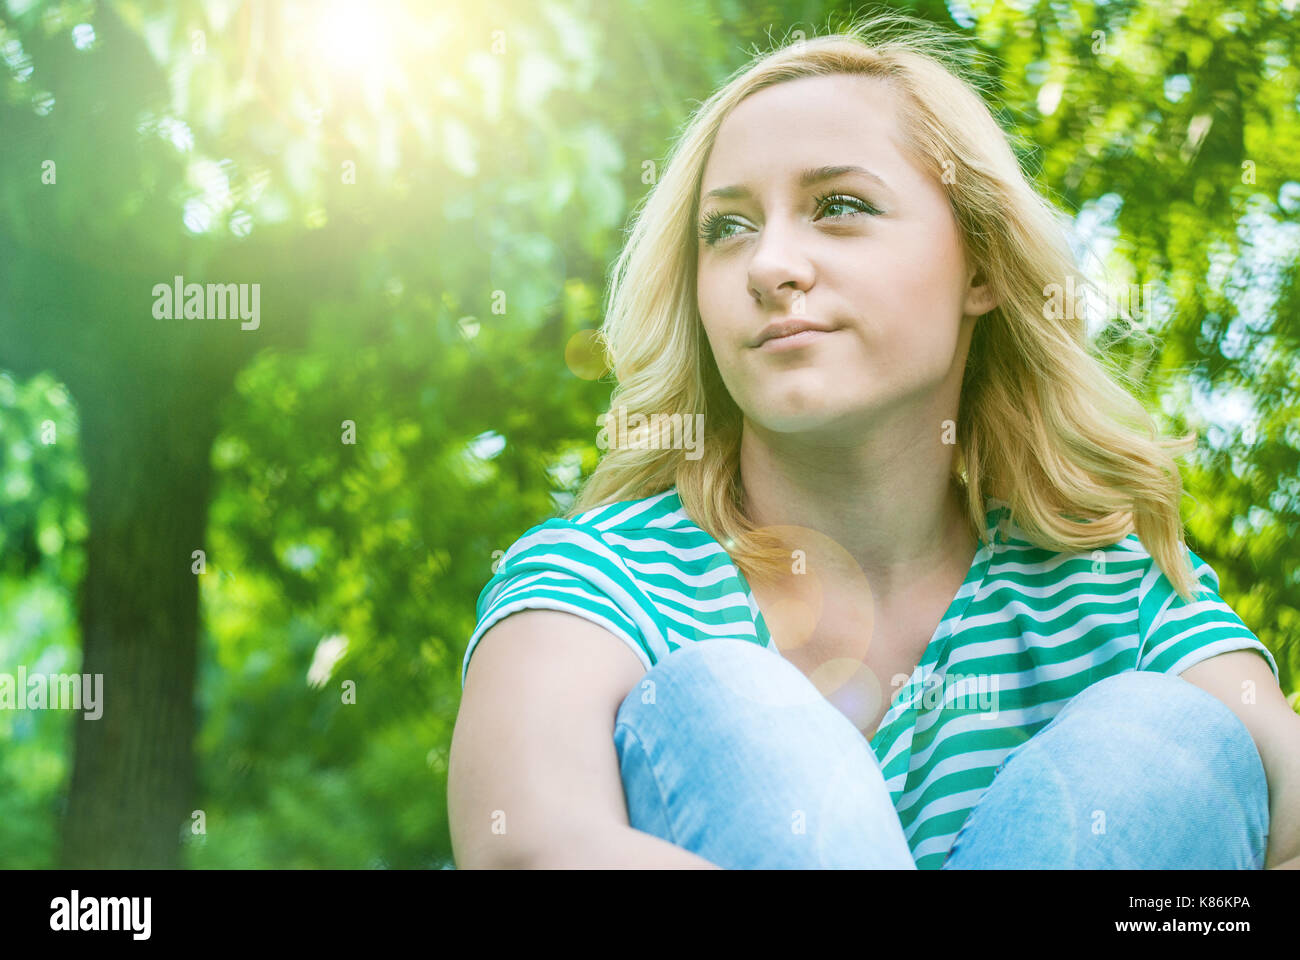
[1058,669,1263,766]
[1035,668,1267,865]
[611,636,889,806]
[949,668,1270,868]
[615,636,824,735]
[612,637,913,868]
[612,635,893,801]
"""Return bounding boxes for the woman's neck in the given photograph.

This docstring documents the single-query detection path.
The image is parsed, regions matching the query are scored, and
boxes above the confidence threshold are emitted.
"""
[738,411,973,599]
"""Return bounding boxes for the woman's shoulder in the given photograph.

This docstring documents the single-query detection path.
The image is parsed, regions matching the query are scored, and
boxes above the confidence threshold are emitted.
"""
[495,485,732,579]
[984,506,1242,627]
[983,502,1178,589]
[567,485,693,534]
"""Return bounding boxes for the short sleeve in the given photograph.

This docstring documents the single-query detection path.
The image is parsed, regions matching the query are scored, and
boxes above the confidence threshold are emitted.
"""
[1136,546,1279,682]
[460,517,665,689]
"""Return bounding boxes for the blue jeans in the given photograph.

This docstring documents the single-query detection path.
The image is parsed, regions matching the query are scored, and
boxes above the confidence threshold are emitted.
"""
[612,636,1270,869]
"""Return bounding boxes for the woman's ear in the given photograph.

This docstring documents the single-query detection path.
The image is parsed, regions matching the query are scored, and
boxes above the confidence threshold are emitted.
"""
[963,266,998,318]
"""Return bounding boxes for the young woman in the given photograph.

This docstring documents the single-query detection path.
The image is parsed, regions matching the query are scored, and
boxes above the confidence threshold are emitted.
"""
[447,16,1299,870]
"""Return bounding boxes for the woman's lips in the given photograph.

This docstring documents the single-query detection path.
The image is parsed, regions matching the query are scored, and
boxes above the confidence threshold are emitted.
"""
[756,328,836,351]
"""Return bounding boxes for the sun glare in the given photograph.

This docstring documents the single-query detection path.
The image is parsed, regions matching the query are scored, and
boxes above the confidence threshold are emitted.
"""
[307,0,401,77]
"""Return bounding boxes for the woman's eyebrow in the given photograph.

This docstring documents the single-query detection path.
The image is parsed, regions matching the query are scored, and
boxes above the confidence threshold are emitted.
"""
[701,164,891,202]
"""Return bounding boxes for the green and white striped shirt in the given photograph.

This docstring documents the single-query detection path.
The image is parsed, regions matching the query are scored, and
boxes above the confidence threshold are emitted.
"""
[462,486,1279,869]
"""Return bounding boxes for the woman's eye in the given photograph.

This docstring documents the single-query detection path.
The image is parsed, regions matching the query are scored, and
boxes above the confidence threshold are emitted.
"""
[815,193,878,219]
[698,212,745,245]
[698,194,879,246]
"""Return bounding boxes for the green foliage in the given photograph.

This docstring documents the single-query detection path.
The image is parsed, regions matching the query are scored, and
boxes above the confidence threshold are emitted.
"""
[0,372,85,867]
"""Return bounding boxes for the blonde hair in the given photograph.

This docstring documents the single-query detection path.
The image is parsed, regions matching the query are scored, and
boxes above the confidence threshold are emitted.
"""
[569,11,1201,602]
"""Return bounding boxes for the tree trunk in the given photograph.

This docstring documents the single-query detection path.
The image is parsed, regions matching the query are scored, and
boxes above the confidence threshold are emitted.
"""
[59,377,220,869]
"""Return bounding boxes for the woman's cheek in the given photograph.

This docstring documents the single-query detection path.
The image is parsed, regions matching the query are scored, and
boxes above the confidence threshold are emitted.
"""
[706,336,747,401]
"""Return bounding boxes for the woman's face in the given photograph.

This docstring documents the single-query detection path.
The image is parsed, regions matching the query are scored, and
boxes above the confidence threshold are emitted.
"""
[695,73,994,436]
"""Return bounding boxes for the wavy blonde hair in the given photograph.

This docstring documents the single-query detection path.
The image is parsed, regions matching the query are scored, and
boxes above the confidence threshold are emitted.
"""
[568,11,1201,602]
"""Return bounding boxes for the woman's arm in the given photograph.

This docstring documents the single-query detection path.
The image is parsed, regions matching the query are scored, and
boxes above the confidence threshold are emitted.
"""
[449,609,722,869]
[514,823,722,869]
[1180,650,1300,869]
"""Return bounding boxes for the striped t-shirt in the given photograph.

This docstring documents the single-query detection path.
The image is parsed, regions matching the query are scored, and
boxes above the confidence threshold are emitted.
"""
[462,486,1280,869]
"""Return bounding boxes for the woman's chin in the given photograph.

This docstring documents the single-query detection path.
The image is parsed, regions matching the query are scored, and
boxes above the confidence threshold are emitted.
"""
[747,405,858,436]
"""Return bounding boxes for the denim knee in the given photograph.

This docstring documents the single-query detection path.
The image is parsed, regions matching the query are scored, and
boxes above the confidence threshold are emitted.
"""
[615,637,824,734]
[1038,669,1266,867]
[945,668,1271,869]
[1063,670,1262,756]
[1031,670,1268,787]
[612,636,914,868]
